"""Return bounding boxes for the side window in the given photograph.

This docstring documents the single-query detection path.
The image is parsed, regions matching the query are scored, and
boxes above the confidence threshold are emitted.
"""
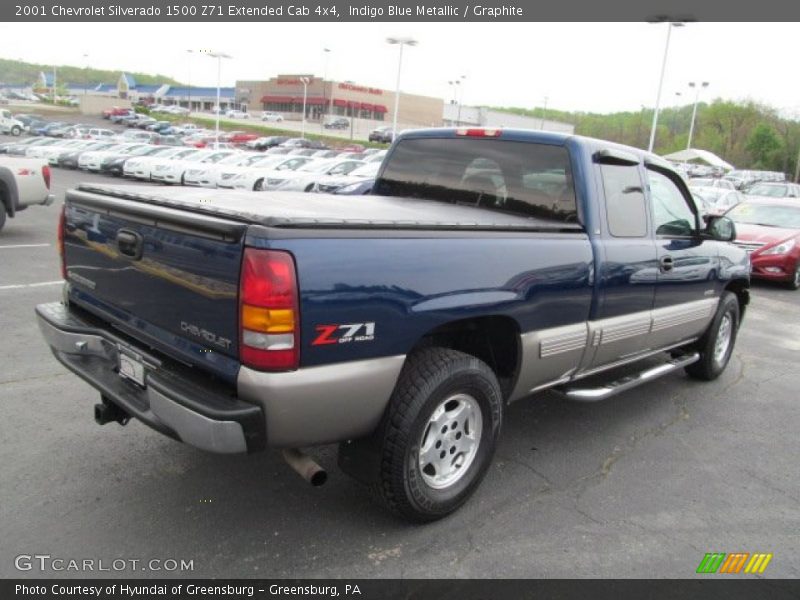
[647,169,697,237]
[600,164,647,237]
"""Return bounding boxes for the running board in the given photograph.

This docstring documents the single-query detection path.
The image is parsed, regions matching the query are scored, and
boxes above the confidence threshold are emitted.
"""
[556,352,700,402]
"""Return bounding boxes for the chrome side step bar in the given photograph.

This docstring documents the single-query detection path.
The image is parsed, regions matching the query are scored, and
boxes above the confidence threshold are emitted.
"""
[556,352,700,402]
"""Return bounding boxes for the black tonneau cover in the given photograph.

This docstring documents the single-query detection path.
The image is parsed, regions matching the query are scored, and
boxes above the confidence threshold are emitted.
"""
[72,183,582,232]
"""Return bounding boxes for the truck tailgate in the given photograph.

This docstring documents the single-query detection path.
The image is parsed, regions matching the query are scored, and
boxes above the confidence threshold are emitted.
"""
[63,187,248,379]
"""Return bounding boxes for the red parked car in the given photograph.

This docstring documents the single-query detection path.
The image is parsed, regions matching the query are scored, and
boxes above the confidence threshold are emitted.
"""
[225,131,259,144]
[726,199,800,290]
[102,106,133,119]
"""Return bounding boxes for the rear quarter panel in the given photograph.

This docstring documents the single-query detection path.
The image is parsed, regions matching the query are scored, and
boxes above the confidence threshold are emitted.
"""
[250,232,595,368]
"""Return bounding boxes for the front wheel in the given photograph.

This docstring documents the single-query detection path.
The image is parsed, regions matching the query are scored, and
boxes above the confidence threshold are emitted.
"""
[254,178,264,191]
[374,347,503,522]
[11,126,21,136]
[685,291,740,381]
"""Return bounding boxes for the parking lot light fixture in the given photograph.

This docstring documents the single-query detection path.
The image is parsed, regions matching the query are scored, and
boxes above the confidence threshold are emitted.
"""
[648,21,684,153]
[387,36,418,141]
[300,77,310,139]
[207,51,232,145]
[687,81,709,150]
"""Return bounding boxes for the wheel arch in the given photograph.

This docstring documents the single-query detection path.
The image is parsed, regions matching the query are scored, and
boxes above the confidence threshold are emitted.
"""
[407,315,522,402]
[724,278,750,320]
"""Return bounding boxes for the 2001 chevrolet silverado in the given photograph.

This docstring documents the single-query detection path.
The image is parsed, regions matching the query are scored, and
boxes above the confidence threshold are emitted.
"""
[36,128,750,522]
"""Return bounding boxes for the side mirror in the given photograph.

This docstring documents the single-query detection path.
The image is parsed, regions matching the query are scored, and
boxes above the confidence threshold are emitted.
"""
[706,216,736,242]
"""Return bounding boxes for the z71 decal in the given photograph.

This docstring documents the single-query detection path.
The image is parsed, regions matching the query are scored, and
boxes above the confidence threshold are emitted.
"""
[312,322,376,346]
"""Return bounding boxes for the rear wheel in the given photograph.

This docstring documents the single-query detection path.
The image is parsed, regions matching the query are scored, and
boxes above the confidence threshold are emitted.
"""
[685,291,740,381]
[785,265,800,290]
[373,347,503,522]
[10,126,21,136]
[254,178,264,191]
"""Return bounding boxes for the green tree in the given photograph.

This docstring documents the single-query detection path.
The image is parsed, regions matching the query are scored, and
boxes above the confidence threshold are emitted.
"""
[746,123,782,169]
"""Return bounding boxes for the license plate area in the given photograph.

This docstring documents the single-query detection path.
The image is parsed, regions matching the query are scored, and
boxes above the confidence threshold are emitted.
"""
[118,346,147,387]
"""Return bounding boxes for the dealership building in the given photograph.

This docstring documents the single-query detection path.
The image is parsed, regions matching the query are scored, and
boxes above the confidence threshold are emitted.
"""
[236,75,444,128]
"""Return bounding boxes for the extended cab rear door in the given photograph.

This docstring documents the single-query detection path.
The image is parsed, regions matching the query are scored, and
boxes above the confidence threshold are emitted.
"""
[586,154,658,369]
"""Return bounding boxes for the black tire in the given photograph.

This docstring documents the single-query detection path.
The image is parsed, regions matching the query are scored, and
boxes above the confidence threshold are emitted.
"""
[11,126,21,136]
[304,183,314,192]
[685,291,740,381]
[374,347,503,522]
[254,178,264,191]
[0,205,6,232]
[784,265,800,290]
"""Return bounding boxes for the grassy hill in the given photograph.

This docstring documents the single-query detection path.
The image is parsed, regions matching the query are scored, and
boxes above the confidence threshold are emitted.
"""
[492,101,800,174]
[0,57,181,88]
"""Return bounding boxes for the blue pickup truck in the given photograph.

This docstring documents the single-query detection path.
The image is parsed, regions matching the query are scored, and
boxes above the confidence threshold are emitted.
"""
[36,128,749,521]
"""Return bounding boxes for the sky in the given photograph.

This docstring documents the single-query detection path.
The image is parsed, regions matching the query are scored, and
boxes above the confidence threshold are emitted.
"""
[2,22,799,116]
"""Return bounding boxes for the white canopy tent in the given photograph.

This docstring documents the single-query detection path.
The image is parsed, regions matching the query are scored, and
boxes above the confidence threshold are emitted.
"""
[662,148,735,171]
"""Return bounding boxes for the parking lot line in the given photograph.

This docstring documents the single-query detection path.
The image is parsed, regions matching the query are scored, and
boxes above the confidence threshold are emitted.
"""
[0,280,62,291]
[0,244,51,249]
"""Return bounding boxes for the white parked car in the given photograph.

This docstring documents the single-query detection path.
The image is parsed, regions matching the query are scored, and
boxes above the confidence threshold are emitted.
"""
[0,109,25,136]
[163,106,190,116]
[183,152,262,188]
[363,149,388,164]
[150,150,238,185]
[270,159,367,192]
[123,147,200,181]
[78,143,146,171]
[86,128,117,141]
[214,155,289,189]
[231,156,315,191]
[25,140,83,160]
[226,110,250,119]
[312,161,381,193]
[261,111,284,122]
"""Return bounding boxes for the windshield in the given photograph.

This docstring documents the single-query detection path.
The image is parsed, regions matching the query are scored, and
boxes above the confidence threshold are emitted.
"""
[692,188,725,203]
[252,156,286,168]
[350,162,381,177]
[748,183,788,197]
[374,137,578,223]
[727,203,800,228]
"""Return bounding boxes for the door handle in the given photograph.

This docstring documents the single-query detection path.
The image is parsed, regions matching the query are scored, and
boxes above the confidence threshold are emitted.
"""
[660,256,674,272]
[116,229,143,260]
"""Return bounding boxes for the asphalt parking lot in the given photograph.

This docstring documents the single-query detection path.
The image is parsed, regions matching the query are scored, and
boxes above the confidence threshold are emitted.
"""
[1,156,799,579]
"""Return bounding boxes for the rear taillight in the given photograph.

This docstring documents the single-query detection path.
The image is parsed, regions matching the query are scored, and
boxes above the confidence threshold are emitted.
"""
[42,165,51,189]
[239,248,300,371]
[57,205,66,279]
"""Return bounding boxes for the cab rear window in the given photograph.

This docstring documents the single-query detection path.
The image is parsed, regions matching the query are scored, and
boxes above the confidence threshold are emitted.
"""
[374,138,577,223]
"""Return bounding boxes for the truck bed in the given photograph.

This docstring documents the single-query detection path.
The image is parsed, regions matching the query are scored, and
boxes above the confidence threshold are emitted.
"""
[71,183,583,232]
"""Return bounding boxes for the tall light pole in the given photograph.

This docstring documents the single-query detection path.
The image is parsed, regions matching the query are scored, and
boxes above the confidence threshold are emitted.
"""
[207,51,232,146]
[686,81,709,150]
[186,49,194,112]
[457,75,466,125]
[299,76,310,138]
[387,36,418,140]
[648,21,684,153]
[323,48,332,123]
[448,79,460,125]
[83,54,89,95]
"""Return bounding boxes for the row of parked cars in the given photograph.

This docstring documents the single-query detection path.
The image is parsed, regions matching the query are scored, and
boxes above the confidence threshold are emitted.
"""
[685,175,800,290]
[0,133,386,195]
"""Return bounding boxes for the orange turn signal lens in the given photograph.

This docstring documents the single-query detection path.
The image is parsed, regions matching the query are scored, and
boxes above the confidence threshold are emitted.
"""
[241,305,295,333]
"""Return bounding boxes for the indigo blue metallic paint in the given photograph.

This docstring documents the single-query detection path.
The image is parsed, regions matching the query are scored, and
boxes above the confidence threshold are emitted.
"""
[265,235,594,367]
[63,202,243,382]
